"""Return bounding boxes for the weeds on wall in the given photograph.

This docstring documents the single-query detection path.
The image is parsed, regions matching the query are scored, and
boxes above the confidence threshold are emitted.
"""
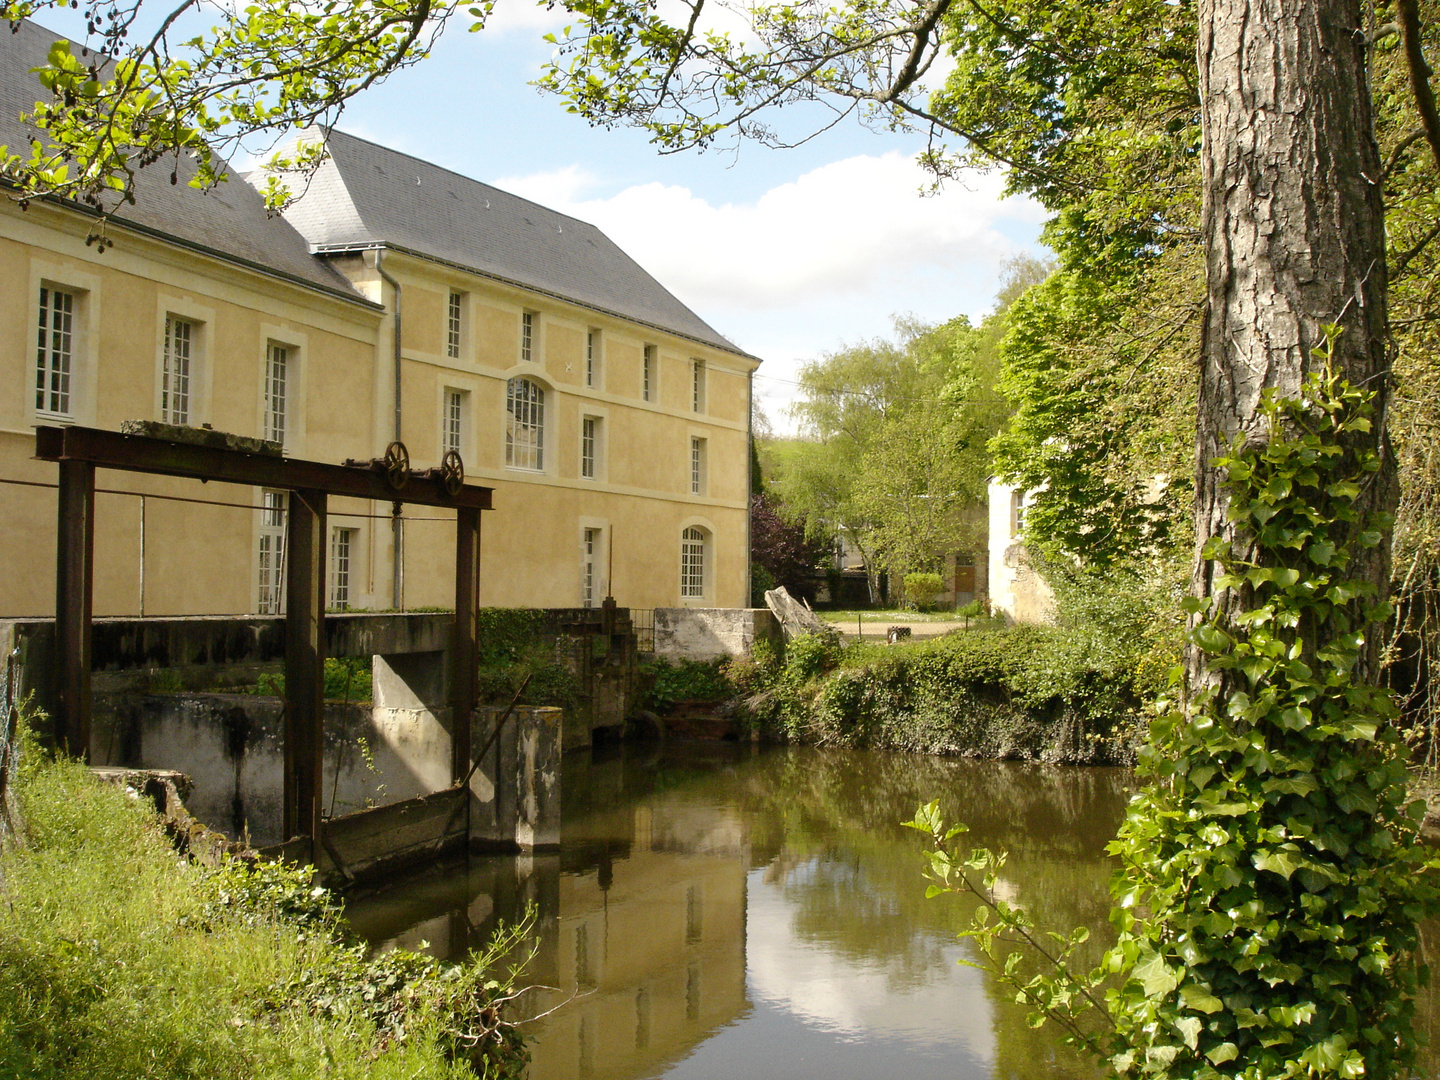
[0,717,534,1080]
[638,657,737,712]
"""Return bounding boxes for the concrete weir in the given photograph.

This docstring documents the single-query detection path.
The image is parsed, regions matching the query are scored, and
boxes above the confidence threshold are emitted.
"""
[2,613,561,888]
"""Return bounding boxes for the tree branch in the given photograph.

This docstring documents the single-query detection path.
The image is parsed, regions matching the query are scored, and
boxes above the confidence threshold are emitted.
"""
[1397,0,1440,173]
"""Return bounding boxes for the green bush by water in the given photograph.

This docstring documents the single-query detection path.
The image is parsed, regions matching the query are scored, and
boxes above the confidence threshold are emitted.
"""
[743,602,1173,763]
[0,724,531,1080]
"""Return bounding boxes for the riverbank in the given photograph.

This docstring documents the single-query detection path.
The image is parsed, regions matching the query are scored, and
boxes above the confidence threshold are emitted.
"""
[0,724,529,1080]
[717,624,1166,766]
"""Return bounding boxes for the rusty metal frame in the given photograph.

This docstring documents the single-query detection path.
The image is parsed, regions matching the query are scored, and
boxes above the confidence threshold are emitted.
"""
[35,424,492,853]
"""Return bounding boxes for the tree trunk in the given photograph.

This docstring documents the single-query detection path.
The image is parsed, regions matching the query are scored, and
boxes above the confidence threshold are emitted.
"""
[1194,0,1394,677]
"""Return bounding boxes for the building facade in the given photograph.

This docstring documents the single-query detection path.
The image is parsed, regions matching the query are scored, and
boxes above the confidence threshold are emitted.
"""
[0,21,759,618]
[986,479,1055,624]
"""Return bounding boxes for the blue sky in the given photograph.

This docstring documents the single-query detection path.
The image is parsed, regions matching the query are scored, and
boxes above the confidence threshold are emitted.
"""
[30,5,1049,431]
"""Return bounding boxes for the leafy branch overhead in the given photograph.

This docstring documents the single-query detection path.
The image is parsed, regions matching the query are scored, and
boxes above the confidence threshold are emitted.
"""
[0,0,463,217]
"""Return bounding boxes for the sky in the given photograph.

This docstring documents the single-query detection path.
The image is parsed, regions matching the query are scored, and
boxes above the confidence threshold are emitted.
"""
[34,4,1050,433]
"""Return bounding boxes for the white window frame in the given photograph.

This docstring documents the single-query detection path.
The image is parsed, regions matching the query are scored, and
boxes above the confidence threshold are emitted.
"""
[442,386,468,460]
[263,340,290,447]
[28,263,99,426]
[505,376,547,472]
[579,517,609,607]
[691,358,706,413]
[690,436,707,496]
[155,296,214,428]
[680,526,708,600]
[35,285,76,419]
[582,527,601,608]
[447,291,464,360]
[585,328,601,389]
[330,525,358,610]
[256,489,287,615]
[161,315,195,426]
[642,344,656,402]
[581,416,598,479]
[520,310,538,363]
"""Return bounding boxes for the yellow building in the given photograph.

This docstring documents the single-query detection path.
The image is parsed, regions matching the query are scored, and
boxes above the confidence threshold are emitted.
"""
[0,20,760,618]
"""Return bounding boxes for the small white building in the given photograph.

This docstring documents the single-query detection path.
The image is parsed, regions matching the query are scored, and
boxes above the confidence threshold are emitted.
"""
[987,479,1055,624]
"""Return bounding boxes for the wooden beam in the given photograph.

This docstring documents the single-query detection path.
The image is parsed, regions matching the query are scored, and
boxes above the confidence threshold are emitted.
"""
[451,505,480,784]
[54,458,94,759]
[283,489,326,848]
[35,425,492,510]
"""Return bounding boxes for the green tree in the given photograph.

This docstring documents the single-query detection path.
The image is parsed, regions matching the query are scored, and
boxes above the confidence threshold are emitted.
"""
[769,308,1009,600]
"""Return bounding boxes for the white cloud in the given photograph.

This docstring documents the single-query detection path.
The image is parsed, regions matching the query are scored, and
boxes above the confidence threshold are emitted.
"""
[496,151,1047,431]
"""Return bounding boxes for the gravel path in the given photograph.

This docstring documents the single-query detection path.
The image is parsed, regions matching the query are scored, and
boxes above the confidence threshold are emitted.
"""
[820,618,977,642]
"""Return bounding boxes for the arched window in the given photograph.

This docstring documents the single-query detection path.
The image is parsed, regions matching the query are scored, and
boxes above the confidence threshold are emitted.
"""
[506,377,545,470]
[680,526,707,598]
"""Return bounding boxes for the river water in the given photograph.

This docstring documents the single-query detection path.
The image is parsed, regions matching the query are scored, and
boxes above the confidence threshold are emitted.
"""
[344,742,1440,1080]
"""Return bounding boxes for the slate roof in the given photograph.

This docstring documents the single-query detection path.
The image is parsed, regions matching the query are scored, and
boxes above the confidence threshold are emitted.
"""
[0,20,372,306]
[270,126,753,358]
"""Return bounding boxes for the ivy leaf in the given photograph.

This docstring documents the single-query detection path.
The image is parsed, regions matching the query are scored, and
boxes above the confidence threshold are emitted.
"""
[1253,847,1302,879]
[1181,983,1225,1014]
[1206,1042,1240,1065]
[1132,950,1180,997]
[1192,624,1232,654]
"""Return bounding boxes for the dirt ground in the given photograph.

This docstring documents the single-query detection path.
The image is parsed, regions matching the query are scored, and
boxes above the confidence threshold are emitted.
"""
[820,618,977,642]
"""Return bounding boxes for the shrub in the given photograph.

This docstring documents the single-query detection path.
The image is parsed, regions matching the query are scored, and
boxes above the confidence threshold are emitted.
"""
[903,571,944,611]
[476,639,579,713]
[640,657,736,712]
[741,617,1164,764]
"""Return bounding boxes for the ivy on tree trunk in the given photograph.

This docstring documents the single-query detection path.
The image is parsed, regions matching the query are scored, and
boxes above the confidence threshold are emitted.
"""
[1193,0,1394,682]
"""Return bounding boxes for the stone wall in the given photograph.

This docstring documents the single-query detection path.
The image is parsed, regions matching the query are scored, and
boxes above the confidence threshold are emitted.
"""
[651,608,782,661]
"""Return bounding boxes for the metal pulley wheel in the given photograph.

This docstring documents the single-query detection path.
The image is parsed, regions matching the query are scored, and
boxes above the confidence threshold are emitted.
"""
[440,450,465,496]
[383,441,410,490]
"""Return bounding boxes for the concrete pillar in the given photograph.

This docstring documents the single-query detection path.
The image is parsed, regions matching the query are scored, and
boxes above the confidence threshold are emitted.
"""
[469,704,561,849]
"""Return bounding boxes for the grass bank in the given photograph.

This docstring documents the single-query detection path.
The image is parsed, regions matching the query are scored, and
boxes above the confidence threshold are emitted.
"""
[732,625,1165,764]
[0,725,530,1080]
[646,575,1180,763]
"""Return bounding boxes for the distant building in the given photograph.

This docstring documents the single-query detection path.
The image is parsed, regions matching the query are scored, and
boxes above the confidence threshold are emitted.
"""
[987,479,1054,624]
[0,20,759,617]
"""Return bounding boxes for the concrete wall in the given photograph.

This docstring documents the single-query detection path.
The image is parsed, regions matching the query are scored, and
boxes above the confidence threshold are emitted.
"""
[652,607,782,661]
[987,479,1055,625]
[90,689,560,856]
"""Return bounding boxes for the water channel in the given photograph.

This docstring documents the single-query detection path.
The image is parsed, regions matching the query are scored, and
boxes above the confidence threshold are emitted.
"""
[344,742,1440,1080]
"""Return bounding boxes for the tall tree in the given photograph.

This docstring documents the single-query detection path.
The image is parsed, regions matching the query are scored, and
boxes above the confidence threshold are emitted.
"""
[1193,0,1392,661]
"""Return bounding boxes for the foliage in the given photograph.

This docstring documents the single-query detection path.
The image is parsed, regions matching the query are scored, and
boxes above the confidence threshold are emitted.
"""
[911,371,1440,1080]
[639,657,736,712]
[767,287,1029,592]
[742,623,1160,764]
[989,263,1196,568]
[902,571,943,611]
[0,719,531,1080]
[0,0,454,226]
[475,639,579,714]
[1097,368,1439,1080]
[243,657,374,703]
[474,608,549,666]
[750,489,828,604]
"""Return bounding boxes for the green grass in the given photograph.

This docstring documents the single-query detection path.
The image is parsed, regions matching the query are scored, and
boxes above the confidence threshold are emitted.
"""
[0,727,525,1080]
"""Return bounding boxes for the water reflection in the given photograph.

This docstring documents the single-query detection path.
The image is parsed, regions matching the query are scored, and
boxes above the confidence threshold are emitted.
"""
[345,743,1135,1080]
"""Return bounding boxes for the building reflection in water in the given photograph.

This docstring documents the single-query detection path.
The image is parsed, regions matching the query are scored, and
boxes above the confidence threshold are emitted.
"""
[344,746,751,1080]
[345,743,1138,1080]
